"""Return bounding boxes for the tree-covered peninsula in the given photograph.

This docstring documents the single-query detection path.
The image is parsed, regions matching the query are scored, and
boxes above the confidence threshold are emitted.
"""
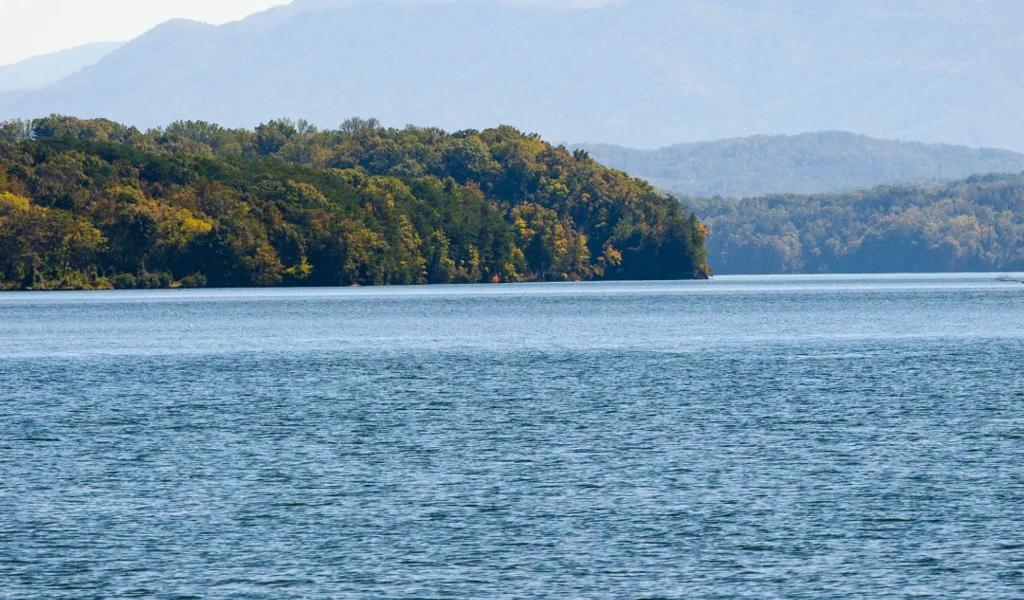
[0,116,710,290]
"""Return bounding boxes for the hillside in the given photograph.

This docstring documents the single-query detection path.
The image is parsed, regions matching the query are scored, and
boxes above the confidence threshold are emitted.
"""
[0,116,709,290]
[0,42,121,94]
[579,132,1024,198]
[2,0,1024,150]
[691,174,1024,274]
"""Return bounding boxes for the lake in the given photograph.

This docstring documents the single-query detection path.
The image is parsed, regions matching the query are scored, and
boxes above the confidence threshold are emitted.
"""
[2,274,1022,598]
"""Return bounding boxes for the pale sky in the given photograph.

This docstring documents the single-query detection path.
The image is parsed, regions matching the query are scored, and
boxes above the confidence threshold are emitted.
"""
[0,0,290,65]
[0,0,617,66]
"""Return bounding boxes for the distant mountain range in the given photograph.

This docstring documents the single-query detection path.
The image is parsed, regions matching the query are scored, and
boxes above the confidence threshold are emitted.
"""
[2,0,1024,150]
[0,42,121,94]
[579,132,1024,198]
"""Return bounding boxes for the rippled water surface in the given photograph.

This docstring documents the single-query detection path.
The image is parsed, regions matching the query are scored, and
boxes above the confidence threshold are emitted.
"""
[2,274,1023,598]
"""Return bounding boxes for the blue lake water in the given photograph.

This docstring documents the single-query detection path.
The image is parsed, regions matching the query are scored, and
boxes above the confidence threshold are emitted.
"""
[2,274,1023,598]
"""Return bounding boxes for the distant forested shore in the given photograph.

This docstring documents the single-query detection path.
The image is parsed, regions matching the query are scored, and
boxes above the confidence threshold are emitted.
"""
[0,116,709,290]
[692,174,1024,274]
[580,133,1024,275]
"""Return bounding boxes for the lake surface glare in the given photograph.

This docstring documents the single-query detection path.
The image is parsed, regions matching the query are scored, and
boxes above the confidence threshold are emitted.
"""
[2,274,1023,598]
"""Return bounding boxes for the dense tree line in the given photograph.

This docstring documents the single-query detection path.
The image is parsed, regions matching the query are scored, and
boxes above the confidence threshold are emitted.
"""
[0,116,709,290]
[692,174,1024,273]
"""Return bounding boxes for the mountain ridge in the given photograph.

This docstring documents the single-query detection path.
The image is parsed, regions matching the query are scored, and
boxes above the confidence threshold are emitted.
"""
[0,42,122,94]
[577,131,1024,198]
[2,0,1023,150]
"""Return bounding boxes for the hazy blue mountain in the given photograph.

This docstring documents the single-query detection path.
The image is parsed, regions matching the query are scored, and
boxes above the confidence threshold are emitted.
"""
[2,0,1024,150]
[579,132,1024,198]
[0,42,121,93]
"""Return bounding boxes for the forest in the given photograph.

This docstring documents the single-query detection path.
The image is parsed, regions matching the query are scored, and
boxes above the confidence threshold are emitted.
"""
[693,174,1024,274]
[0,116,709,290]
